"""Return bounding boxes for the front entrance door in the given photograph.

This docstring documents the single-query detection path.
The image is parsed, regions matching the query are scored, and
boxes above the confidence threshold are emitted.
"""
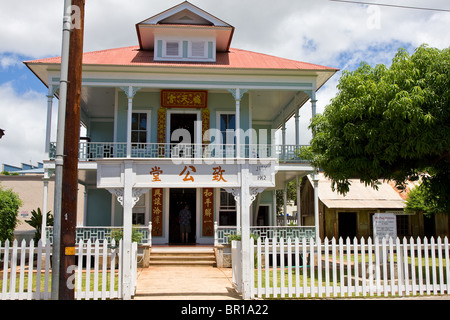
[169,113,198,157]
[169,188,196,244]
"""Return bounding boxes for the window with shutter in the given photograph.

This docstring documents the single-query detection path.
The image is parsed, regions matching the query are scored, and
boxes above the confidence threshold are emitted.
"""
[191,41,205,57]
[166,42,180,56]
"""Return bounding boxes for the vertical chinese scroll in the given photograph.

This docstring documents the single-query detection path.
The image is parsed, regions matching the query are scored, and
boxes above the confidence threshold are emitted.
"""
[202,188,214,236]
[151,188,163,237]
[157,108,166,157]
[202,108,210,143]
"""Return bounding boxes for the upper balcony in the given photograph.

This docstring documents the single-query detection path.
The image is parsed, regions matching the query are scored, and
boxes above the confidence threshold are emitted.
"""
[49,142,311,164]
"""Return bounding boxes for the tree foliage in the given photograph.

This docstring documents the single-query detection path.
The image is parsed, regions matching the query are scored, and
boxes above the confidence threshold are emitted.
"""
[0,184,23,242]
[405,183,440,217]
[310,45,450,213]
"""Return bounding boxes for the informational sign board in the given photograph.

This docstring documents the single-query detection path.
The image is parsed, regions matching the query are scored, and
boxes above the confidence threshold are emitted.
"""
[373,213,397,239]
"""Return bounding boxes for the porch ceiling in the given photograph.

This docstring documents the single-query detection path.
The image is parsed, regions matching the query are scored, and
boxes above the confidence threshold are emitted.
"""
[78,167,98,186]
[79,86,311,126]
[81,86,116,119]
[274,163,315,189]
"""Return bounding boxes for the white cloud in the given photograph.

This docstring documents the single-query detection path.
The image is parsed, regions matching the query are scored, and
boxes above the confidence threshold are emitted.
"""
[0,0,449,164]
[0,82,51,168]
[0,54,22,69]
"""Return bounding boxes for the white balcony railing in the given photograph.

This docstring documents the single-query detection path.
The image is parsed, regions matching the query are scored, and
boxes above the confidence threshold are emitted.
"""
[214,223,317,246]
[45,226,152,246]
[49,142,311,163]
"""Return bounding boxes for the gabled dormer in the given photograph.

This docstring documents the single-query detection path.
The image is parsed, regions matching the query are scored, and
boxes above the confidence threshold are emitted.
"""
[136,1,234,62]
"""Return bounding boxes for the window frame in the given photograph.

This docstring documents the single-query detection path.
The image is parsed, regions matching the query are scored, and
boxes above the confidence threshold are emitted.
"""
[131,110,151,148]
[163,40,182,58]
[189,40,207,58]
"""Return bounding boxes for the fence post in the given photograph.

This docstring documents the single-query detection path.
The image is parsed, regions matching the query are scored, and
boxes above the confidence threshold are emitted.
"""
[445,237,449,294]
[437,237,444,294]
[27,240,35,300]
[231,240,241,293]
[361,237,366,297]
[410,237,417,295]
[417,237,424,295]
[354,238,359,297]
[396,237,403,296]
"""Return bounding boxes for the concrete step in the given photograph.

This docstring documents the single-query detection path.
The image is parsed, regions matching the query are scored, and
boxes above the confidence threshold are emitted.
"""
[149,247,216,267]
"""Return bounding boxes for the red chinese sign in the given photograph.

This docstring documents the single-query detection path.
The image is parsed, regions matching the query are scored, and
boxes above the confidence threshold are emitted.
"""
[151,188,163,237]
[202,188,214,237]
[161,90,208,108]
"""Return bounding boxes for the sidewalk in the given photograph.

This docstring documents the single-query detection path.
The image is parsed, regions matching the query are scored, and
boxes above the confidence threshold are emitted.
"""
[133,265,242,300]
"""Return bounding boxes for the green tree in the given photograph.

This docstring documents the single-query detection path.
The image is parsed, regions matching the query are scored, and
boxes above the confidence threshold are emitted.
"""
[0,184,23,242]
[310,45,450,214]
[405,183,440,217]
[25,208,54,242]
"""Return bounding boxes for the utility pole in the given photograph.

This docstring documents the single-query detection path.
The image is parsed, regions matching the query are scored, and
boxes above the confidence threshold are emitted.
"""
[51,0,72,300]
[58,0,85,300]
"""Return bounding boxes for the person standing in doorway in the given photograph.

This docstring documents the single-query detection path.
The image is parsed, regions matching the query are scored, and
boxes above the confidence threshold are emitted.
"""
[179,205,191,244]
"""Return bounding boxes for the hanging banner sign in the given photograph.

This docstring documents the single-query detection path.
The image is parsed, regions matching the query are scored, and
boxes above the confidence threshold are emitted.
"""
[161,90,208,109]
[97,160,277,189]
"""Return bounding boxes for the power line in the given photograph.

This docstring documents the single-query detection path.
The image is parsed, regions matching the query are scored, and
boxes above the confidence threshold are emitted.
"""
[329,0,450,12]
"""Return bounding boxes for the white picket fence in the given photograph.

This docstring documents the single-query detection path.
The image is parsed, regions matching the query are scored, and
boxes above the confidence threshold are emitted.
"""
[233,236,450,299]
[0,239,137,300]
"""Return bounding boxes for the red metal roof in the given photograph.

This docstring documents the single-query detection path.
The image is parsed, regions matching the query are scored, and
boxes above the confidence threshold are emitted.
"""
[26,46,338,71]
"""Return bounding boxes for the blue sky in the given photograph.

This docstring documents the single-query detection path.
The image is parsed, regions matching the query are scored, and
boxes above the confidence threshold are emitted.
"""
[0,0,449,167]
[0,53,44,94]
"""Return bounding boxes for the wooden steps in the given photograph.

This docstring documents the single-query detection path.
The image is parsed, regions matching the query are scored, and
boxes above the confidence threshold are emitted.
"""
[149,246,216,267]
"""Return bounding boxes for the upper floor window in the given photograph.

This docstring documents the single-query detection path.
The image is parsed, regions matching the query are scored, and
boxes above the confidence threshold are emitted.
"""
[131,112,150,146]
[219,112,236,144]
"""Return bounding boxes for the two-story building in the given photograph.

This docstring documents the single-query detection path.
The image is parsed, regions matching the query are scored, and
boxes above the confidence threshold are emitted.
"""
[25,1,338,247]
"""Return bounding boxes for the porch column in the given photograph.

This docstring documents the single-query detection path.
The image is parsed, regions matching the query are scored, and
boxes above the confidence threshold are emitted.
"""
[310,90,319,241]
[272,190,277,226]
[312,173,320,242]
[45,85,57,154]
[228,89,248,158]
[281,121,286,161]
[107,169,148,300]
[296,176,302,226]
[41,170,52,246]
[283,183,287,226]
[121,86,141,158]
[311,91,318,119]
[239,165,252,299]
[122,160,134,299]
[295,109,300,146]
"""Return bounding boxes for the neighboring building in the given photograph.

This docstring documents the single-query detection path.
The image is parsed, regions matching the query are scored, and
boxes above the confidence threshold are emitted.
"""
[0,172,85,242]
[2,162,44,174]
[24,2,338,245]
[300,173,449,240]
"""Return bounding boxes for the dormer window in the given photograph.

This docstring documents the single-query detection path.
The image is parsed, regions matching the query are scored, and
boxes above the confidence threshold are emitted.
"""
[155,37,216,62]
[165,41,181,57]
[190,41,206,58]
